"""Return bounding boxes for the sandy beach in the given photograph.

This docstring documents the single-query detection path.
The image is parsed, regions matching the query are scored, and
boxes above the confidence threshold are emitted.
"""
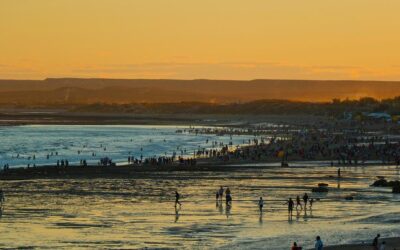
[1,162,400,249]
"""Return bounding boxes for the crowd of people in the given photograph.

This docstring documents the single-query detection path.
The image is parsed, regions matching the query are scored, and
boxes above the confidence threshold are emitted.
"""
[56,159,69,167]
[201,128,400,166]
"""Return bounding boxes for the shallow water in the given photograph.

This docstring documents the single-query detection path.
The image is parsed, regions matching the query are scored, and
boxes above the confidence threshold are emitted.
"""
[0,164,399,249]
[0,125,255,168]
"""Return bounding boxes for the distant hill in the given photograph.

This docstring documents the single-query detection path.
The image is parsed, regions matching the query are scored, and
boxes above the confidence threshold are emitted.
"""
[0,78,400,105]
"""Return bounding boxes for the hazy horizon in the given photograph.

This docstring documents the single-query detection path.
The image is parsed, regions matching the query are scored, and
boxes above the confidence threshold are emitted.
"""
[3,77,400,82]
[1,78,400,104]
[2,0,400,80]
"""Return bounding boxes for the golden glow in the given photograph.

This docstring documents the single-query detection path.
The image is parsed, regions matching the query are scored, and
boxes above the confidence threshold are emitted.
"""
[1,0,400,80]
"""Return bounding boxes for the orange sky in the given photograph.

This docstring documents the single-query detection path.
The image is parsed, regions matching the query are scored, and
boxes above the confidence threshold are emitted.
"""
[1,0,400,80]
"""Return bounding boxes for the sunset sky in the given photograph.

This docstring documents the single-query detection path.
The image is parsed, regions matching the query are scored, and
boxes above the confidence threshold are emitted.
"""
[1,0,400,80]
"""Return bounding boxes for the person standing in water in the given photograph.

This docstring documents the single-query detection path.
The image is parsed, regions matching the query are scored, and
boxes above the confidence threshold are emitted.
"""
[296,195,302,210]
[175,191,182,207]
[258,197,264,212]
[225,187,232,204]
[286,198,294,217]
[303,193,309,208]
[218,186,224,201]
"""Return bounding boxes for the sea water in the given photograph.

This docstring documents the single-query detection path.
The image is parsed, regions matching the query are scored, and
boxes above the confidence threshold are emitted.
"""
[0,125,256,168]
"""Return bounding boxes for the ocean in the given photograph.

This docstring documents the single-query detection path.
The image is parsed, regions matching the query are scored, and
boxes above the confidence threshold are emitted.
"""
[0,125,255,168]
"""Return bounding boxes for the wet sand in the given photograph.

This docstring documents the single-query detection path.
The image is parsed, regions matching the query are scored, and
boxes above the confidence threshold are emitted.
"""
[0,161,393,180]
[323,237,400,249]
[1,163,400,249]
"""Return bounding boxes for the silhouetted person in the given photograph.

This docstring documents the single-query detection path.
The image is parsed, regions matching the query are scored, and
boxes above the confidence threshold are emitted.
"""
[286,198,294,217]
[296,195,302,210]
[225,187,232,204]
[303,193,309,208]
[258,197,264,212]
[175,191,182,207]
[338,168,341,178]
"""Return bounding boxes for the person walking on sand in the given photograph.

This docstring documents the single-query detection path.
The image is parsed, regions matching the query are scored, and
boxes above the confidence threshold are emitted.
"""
[175,191,182,207]
[315,236,323,250]
[296,195,302,210]
[258,197,264,212]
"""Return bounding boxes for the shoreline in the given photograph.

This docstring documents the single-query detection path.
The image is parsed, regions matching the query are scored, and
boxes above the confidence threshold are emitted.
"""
[0,160,397,180]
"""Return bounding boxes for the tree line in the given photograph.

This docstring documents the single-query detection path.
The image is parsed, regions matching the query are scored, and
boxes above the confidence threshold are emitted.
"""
[71,96,400,116]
